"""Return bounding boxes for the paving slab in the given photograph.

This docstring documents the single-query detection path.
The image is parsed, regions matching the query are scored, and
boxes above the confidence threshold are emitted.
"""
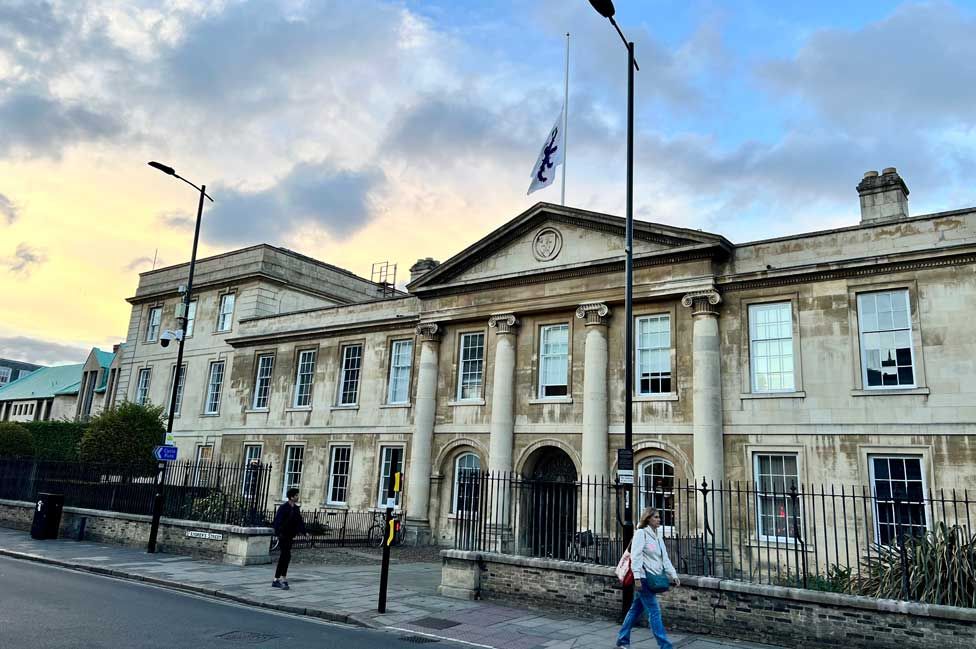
[0,526,787,649]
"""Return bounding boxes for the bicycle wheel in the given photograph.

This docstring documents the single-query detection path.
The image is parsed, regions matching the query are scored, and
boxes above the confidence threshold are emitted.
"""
[270,535,280,552]
[368,523,386,548]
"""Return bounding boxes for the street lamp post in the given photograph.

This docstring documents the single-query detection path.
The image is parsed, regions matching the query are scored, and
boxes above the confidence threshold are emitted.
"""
[146,161,213,553]
[588,0,639,617]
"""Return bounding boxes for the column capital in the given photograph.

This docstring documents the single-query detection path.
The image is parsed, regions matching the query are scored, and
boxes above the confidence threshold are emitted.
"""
[681,290,722,317]
[416,322,442,342]
[488,313,520,335]
[575,302,611,326]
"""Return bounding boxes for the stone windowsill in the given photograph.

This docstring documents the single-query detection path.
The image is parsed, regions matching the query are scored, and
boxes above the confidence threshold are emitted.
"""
[527,397,573,405]
[284,407,313,413]
[634,393,679,402]
[329,404,360,411]
[850,387,930,397]
[200,412,220,417]
[244,408,269,414]
[379,403,412,409]
[448,399,486,407]
[740,391,807,400]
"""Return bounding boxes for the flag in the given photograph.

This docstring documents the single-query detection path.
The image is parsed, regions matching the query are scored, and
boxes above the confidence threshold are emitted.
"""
[527,107,565,195]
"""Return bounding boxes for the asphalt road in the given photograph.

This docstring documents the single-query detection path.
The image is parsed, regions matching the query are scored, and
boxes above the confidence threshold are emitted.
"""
[0,555,461,649]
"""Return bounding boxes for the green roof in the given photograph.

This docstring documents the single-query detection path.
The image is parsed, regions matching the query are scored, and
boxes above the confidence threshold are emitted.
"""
[0,364,84,401]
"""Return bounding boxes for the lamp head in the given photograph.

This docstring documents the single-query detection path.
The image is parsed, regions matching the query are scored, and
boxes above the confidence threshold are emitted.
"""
[148,161,176,176]
[589,0,615,18]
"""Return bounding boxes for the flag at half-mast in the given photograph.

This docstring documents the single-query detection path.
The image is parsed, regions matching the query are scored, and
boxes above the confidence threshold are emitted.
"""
[527,107,565,195]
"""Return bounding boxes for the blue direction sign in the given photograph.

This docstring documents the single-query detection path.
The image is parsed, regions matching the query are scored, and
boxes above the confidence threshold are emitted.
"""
[153,445,178,462]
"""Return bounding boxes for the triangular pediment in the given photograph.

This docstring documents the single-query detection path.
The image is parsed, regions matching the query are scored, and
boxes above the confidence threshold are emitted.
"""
[409,203,730,292]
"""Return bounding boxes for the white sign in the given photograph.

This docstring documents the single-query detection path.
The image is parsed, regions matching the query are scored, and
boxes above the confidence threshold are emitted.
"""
[617,470,634,485]
[384,498,397,509]
[185,530,223,541]
[165,432,176,446]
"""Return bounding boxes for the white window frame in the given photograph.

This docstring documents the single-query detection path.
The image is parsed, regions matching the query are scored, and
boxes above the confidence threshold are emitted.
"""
[0,367,10,386]
[636,314,672,395]
[868,455,929,545]
[293,349,316,408]
[326,445,353,506]
[538,324,569,398]
[204,360,225,415]
[194,444,214,487]
[216,293,236,333]
[242,444,263,498]
[146,306,162,342]
[251,354,275,410]
[386,339,414,404]
[376,446,404,509]
[749,302,795,393]
[337,343,363,406]
[456,332,485,401]
[135,368,152,406]
[857,289,916,390]
[452,453,481,514]
[638,457,676,534]
[282,445,305,500]
[169,364,186,416]
[184,300,197,338]
[753,452,802,543]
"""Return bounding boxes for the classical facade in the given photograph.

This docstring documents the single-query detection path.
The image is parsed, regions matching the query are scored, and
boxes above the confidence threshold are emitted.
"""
[113,168,976,546]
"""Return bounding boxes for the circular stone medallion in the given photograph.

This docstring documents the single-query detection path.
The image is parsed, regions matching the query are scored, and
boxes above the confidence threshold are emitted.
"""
[532,227,563,262]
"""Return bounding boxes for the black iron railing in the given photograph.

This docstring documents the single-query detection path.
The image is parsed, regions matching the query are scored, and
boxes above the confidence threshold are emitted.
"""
[0,458,272,527]
[264,508,407,550]
[453,472,976,605]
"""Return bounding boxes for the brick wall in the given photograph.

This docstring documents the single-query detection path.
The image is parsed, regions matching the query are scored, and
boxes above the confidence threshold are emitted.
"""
[0,499,273,565]
[440,551,976,649]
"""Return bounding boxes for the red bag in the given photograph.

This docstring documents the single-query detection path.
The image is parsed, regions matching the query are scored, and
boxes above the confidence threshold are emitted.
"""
[615,550,634,586]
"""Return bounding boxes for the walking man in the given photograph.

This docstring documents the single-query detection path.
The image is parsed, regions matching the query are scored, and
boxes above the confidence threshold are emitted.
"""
[272,487,306,590]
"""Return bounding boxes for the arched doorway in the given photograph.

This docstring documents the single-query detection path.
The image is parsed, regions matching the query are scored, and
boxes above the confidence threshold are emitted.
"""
[522,446,577,559]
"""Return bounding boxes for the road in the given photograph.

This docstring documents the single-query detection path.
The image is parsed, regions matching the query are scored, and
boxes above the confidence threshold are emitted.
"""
[0,555,462,649]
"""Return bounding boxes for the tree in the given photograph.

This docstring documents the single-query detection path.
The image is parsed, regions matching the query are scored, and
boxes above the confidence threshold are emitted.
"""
[24,420,86,461]
[79,401,165,466]
[0,422,34,458]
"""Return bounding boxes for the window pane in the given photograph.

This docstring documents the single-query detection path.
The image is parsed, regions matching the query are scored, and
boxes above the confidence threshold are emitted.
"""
[387,340,413,404]
[294,350,316,407]
[636,315,671,395]
[252,355,274,409]
[754,453,801,540]
[458,333,485,400]
[339,344,363,405]
[749,303,794,393]
[871,455,926,544]
[205,361,224,414]
[329,446,352,504]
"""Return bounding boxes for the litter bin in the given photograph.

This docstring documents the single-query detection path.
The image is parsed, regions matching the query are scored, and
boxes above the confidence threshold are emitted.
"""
[30,493,65,540]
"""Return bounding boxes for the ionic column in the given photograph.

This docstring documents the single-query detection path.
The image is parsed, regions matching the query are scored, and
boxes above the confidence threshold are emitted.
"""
[681,290,725,486]
[487,313,520,474]
[406,322,441,541]
[576,302,611,534]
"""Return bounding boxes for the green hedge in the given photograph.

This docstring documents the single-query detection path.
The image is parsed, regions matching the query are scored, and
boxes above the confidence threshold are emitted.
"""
[80,401,165,467]
[23,420,86,461]
[0,422,34,458]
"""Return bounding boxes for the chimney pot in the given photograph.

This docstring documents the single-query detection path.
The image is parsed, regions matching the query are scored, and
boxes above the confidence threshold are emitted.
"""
[857,166,909,224]
[409,257,441,285]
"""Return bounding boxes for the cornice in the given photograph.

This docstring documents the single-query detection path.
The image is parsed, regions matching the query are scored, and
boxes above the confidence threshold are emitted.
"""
[126,271,355,306]
[226,315,419,348]
[719,249,976,294]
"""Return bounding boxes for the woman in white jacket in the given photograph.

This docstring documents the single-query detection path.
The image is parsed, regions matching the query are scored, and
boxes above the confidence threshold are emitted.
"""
[615,507,680,649]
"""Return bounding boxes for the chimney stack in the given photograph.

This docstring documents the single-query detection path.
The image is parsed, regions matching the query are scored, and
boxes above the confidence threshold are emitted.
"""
[409,257,440,284]
[857,167,909,224]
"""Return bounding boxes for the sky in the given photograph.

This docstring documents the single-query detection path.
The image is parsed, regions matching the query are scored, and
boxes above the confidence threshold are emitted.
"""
[3,0,976,365]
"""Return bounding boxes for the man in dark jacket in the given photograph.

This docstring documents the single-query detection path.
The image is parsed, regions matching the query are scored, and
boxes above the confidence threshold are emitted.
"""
[272,487,306,590]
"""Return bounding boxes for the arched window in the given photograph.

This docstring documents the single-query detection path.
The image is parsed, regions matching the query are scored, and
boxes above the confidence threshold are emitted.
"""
[638,458,675,529]
[452,453,481,513]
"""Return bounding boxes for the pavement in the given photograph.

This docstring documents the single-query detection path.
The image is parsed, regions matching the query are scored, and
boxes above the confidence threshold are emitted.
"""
[0,527,785,649]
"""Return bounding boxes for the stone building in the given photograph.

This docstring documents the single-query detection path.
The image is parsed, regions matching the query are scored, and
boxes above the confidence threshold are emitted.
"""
[114,168,976,546]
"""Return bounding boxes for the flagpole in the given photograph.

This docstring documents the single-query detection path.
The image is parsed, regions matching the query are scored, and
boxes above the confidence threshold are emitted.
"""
[561,32,570,206]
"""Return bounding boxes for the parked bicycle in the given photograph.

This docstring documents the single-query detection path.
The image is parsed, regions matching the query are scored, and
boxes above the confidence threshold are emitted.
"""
[367,510,406,548]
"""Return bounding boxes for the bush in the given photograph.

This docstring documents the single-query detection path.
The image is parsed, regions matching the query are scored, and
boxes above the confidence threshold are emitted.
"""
[845,523,976,608]
[24,420,86,460]
[0,422,34,458]
[79,401,166,467]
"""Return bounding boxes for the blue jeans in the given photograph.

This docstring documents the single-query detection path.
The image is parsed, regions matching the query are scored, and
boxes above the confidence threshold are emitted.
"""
[616,580,672,648]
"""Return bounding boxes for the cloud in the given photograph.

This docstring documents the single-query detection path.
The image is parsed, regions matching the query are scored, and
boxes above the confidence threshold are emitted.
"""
[156,211,194,230]
[0,91,124,158]
[0,336,91,366]
[0,193,17,224]
[124,256,163,272]
[5,243,47,276]
[202,162,386,246]
[760,3,976,132]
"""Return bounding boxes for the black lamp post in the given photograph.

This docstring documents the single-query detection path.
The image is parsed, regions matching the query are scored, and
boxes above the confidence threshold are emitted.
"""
[588,0,639,617]
[146,161,213,553]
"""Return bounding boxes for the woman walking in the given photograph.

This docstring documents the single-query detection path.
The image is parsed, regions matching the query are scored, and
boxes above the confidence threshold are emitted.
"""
[271,487,306,590]
[615,507,680,649]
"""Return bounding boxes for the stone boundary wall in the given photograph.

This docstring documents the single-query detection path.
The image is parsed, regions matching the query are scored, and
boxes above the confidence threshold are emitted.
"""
[440,550,976,649]
[0,499,273,566]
